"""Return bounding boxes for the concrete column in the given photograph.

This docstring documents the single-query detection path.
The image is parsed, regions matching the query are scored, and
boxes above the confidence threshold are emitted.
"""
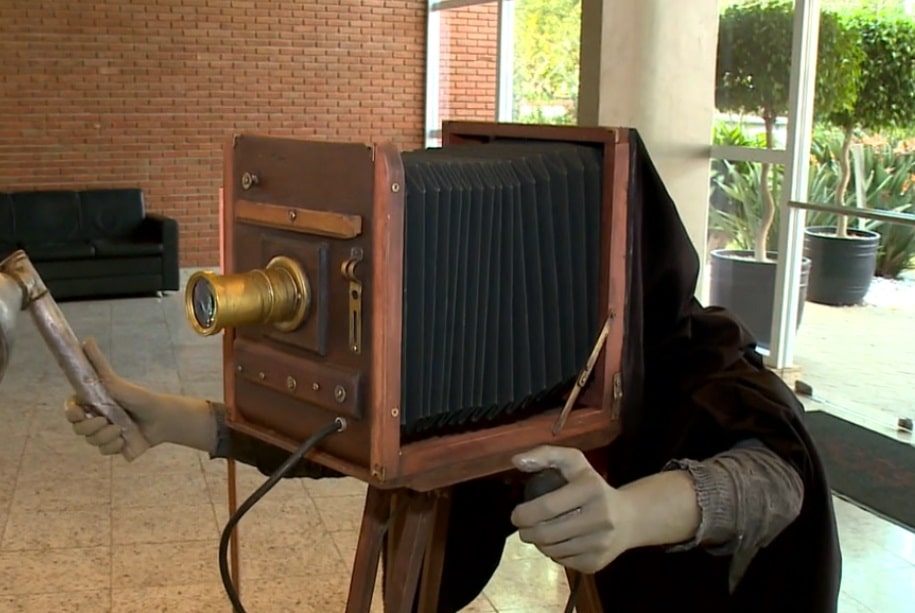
[578,0,720,293]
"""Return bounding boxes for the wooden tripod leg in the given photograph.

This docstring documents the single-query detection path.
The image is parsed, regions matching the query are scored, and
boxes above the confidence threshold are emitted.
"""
[565,569,604,613]
[346,486,394,613]
[385,493,407,590]
[344,487,449,613]
[227,458,240,600]
[417,491,452,611]
[382,492,437,613]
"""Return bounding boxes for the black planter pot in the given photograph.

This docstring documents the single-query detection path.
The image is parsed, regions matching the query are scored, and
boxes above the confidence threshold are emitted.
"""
[708,249,811,350]
[803,226,879,306]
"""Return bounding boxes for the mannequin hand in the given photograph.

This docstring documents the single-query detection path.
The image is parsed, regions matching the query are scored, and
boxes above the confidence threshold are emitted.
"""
[510,445,636,574]
[64,337,215,456]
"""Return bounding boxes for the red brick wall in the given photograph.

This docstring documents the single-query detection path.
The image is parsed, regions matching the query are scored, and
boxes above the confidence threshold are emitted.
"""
[438,1,499,124]
[0,0,427,267]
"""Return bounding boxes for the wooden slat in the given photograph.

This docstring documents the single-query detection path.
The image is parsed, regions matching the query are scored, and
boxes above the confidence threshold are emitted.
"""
[235,198,363,239]
[370,143,406,484]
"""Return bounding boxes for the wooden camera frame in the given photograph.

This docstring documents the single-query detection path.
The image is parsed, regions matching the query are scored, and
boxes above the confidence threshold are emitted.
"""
[215,121,631,493]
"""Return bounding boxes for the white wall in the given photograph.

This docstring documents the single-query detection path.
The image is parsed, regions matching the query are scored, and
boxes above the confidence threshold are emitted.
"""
[578,0,720,295]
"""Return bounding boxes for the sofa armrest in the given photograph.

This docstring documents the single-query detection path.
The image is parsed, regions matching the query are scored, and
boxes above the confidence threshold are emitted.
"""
[139,213,180,291]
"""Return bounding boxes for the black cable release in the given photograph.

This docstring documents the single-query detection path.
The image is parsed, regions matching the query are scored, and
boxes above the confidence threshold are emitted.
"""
[522,467,583,613]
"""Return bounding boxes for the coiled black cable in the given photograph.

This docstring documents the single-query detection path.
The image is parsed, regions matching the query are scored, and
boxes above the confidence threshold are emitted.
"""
[218,417,347,613]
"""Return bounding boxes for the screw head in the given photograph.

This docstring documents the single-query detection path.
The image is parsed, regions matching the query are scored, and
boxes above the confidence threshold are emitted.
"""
[334,385,347,403]
[288,209,297,221]
[312,382,320,391]
[286,376,297,391]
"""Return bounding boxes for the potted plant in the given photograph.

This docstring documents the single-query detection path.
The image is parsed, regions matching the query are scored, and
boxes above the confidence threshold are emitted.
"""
[805,10,915,305]
[710,1,861,348]
[710,152,806,351]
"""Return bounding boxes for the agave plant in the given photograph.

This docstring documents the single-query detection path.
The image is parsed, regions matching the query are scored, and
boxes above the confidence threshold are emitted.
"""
[711,128,915,278]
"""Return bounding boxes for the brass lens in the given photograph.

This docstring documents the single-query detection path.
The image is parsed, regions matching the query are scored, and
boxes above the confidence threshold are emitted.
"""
[184,256,311,336]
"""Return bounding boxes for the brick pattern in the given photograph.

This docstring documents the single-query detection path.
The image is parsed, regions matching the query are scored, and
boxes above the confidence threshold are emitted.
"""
[439,2,499,124]
[0,0,428,266]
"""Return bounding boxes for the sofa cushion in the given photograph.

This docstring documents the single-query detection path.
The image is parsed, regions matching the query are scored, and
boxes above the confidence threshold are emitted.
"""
[10,191,83,244]
[92,239,163,258]
[0,193,14,243]
[36,256,162,280]
[21,241,95,262]
[79,189,145,239]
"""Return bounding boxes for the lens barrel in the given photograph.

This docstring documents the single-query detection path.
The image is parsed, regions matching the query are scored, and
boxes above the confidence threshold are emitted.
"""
[184,256,311,336]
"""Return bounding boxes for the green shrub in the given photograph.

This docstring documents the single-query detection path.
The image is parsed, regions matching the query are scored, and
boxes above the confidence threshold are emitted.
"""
[715,1,863,259]
[716,2,861,124]
[826,11,915,236]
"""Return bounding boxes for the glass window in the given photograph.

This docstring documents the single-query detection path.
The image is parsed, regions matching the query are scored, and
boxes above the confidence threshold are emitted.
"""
[426,0,500,146]
[509,0,581,125]
[715,0,797,152]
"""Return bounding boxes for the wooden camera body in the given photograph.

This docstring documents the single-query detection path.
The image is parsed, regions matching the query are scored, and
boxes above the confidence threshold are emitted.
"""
[197,121,631,492]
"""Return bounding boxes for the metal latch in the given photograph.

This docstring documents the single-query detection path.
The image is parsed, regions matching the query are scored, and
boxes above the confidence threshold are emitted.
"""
[341,247,364,354]
[552,312,614,435]
[611,371,623,418]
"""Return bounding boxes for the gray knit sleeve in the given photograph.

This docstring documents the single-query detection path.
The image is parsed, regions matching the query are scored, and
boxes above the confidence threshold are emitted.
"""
[662,439,804,591]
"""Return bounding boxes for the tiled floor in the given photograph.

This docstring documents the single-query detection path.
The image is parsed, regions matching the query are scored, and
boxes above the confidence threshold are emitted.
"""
[0,271,912,612]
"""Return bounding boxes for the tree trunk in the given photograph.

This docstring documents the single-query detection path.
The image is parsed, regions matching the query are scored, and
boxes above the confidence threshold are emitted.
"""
[756,113,777,261]
[835,125,854,238]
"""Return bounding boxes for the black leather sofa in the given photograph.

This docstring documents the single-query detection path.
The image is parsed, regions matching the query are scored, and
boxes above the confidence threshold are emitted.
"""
[0,188,179,300]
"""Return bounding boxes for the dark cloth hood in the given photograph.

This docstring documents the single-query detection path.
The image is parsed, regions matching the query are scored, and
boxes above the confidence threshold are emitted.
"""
[598,130,841,611]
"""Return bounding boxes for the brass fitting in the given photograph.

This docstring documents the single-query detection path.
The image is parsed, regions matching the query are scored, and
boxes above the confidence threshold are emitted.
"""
[185,255,312,336]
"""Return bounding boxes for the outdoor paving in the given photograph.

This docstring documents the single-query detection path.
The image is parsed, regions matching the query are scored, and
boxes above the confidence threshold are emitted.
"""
[794,273,914,443]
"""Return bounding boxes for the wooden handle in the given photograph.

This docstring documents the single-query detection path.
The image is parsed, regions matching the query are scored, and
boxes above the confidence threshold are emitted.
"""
[29,293,151,461]
[1,250,151,461]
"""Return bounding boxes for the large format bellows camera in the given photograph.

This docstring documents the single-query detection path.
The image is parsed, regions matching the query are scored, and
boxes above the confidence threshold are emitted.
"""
[188,122,630,491]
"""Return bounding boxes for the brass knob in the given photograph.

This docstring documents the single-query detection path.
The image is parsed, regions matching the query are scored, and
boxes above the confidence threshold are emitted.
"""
[334,385,347,403]
[241,172,259,190]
